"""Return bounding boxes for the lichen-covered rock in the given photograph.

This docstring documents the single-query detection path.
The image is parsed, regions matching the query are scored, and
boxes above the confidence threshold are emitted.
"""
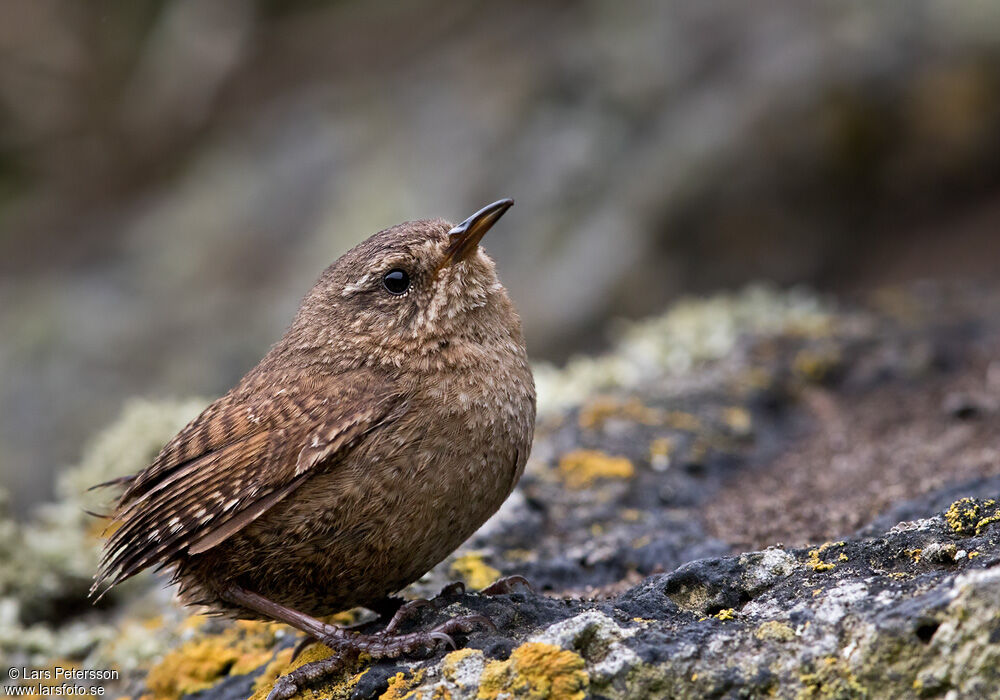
[5,282,1000,699]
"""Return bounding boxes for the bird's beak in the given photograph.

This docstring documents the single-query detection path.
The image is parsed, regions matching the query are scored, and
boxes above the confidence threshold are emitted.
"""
[441,198,514,268]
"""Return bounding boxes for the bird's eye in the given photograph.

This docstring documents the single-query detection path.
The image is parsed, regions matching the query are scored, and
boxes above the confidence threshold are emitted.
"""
[382,269,410,295]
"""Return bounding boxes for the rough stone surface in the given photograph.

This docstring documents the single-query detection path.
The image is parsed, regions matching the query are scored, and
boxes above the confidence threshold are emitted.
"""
[4,282,1000,699]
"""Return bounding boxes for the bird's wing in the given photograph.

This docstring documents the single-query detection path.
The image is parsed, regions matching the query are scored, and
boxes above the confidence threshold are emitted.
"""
[92,374,405,596]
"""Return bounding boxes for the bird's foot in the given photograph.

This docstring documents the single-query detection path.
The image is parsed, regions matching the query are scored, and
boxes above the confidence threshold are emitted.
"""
[221,583,496,700]
[267,649,355,700]
[326,613,496,658]
[272,614,495,700]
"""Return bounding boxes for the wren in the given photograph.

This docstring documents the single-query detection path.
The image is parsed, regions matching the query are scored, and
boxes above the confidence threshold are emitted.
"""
[92,199,535,698]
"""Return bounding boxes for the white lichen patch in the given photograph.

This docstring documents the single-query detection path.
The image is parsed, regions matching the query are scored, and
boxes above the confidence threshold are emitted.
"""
[815,581,869,626]
[739,548,798,590]
[530,610,640,684]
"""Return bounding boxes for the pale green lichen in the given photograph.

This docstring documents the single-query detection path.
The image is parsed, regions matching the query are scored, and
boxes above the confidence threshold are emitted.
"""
[1,399,206,677]
[534,285,834,415]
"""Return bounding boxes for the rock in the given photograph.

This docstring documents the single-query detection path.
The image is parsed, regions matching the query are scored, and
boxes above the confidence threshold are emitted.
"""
[5,282,1000,698]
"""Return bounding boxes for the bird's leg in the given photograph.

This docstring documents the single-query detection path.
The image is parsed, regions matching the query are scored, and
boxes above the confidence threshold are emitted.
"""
[221,584,493,700]
[291,598,403,661]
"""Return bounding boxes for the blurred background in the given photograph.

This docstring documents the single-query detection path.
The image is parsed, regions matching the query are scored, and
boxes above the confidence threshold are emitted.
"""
[2,0,1000,515]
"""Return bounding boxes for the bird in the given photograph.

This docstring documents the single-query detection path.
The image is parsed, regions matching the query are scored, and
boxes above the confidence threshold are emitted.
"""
[91,199,535,698]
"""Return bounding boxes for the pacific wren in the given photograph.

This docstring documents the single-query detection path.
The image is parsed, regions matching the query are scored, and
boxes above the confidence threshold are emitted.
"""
[92,199,535,695]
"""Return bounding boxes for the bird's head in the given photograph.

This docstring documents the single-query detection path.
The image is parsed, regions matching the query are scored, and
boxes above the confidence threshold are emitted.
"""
[284,199,524,371]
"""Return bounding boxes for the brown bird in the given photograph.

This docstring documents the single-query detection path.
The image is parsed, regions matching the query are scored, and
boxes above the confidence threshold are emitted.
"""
[92,199,535,697]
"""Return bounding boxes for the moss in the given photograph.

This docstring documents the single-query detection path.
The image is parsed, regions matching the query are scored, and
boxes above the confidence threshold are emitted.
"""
[450,552,501,590]
[478,642,588,700]
[755,620,796,643]
[556,450,635,490]
[945,498,1000,536]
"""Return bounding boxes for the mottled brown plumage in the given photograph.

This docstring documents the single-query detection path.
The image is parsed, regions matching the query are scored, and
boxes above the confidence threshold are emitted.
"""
[93,201,535,694]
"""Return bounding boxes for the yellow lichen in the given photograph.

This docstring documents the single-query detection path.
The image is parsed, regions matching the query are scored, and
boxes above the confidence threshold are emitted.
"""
[379,669,425,700]
[797,655,865,700]
[945,497,1000,536]
[556,450,635,489]
[722,406,753,437]
[621,508,643,522]
[323,608,364,627]
[792,347,841,383]
[578,397,664,430]
[665,411,703,432]
[837,553,848,562]
[755,620,796,642]
[714,608,735,621]
[249,645,369,700]
[631,534,652,549]
[504,549,538,563]
[806,551,835,572]
[904,548,922,563]
[805,541,844,572]
[477,642,588,700]
[649,437,674,470]
[146,622,279,700]
[450,552,501,590]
